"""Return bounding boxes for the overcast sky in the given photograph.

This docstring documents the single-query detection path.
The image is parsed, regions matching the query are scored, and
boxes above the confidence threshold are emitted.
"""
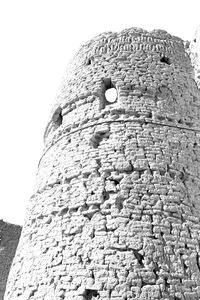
[0,0,199,226]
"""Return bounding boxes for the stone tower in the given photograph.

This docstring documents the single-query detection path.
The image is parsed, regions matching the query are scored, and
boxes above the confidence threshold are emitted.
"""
[5,27,200,299]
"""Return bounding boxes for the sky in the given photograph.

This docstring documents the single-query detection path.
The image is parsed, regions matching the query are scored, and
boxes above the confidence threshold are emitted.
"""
[0,0,199,226]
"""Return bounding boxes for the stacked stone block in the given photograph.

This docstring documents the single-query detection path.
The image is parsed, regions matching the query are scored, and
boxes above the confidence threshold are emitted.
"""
[5,27,200,299]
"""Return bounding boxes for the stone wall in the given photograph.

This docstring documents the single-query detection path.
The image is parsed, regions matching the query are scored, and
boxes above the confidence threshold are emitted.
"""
[0,220,21,300]
[5,27,200,299]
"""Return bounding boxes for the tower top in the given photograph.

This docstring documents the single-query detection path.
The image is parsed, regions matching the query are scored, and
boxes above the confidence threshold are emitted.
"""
[43,27,193,147]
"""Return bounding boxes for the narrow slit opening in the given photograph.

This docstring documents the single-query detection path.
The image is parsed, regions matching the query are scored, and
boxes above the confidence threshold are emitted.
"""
[52,107,63,129]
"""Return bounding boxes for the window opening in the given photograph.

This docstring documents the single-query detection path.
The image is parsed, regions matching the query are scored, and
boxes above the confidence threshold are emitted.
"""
[160,56,171,65]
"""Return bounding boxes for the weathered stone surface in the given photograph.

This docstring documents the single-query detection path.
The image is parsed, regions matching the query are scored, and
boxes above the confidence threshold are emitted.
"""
[5,26,200,299]
[0,220,21,300]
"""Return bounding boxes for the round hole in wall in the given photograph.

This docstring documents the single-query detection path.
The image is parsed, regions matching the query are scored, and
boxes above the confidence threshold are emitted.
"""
[105,87,117,103]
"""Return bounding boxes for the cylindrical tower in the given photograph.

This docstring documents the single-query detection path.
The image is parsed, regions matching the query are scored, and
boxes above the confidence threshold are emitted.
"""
[5,28,200,300]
